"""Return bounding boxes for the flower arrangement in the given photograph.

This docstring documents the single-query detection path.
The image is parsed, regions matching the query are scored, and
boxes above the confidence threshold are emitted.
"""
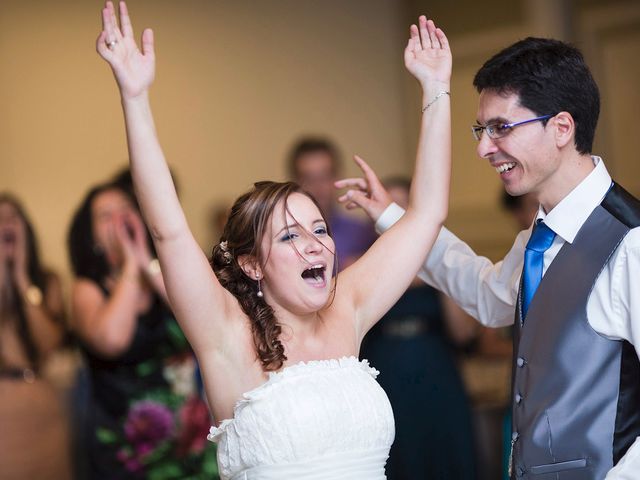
[97,354,218,479]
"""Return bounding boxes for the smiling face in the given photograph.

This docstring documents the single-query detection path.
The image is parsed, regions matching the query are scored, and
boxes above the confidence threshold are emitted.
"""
[476,90,561,200]
[258,192,335,316]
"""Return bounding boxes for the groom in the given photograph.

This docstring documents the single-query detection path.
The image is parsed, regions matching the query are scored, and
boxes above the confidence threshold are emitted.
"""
[339,37,640,479]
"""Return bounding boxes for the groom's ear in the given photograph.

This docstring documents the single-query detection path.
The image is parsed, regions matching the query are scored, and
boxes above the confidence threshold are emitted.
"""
[552,112,576,149]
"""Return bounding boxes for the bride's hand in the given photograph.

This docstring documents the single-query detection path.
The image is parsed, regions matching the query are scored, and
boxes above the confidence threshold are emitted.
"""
[96,1,155,100]
[404,16,451,89]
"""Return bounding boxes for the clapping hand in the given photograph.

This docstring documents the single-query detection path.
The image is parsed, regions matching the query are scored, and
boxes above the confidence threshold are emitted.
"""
[0,215,30,289]
[112,215,139,273]
[96,1,155,100]
[123,211,155,271]
[0,226,16,288]
[11,220,30,288]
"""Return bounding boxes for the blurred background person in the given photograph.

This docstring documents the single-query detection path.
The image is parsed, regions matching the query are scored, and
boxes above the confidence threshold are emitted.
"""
[112,166,181,207]
[360,177,478,480]
[466,191,537,362]
[501,190,539,232]
[0,193,70,480]
[68,182,217,480]
[288,137,375,269]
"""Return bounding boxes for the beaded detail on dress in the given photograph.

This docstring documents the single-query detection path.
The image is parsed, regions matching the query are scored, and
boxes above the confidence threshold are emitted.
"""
[208,356,395,480]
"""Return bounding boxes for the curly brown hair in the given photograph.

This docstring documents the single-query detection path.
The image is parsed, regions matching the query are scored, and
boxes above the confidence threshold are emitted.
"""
[210,181,334,371]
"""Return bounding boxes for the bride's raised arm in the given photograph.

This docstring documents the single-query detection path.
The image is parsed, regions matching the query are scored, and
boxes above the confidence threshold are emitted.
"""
[96,1,235,353]
[337,16,452,340]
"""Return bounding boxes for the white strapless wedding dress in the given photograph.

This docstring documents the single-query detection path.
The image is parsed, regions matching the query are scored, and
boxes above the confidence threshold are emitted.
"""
[208,356,395,479]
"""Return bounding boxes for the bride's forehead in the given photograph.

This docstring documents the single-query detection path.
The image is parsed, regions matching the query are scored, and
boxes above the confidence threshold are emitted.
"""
[269,193,321,226]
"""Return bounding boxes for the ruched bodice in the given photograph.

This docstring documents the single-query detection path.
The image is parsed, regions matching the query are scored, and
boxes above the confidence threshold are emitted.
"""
[208,357,395,479]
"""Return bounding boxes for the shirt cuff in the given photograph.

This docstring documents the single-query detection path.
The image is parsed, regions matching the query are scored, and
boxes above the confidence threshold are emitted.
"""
[375,202,405,235]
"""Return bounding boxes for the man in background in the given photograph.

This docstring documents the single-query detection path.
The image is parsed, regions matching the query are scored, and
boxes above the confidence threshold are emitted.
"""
[288,137,375,270]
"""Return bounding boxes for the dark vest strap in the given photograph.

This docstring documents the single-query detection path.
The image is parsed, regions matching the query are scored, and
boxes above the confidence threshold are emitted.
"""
[603,183,640,463]
[602,182,640,228]
[615,341,640,463]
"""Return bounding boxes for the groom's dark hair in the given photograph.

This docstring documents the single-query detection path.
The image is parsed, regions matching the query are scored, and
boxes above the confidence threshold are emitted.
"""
[473,37,600,155]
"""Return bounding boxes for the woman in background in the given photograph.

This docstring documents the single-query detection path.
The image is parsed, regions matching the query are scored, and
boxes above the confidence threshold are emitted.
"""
[0,193,70,480]
[68,182,217,479]
[360,178,477,480]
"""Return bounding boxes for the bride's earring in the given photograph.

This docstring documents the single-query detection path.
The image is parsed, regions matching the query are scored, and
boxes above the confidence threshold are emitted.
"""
[256,274,263,298]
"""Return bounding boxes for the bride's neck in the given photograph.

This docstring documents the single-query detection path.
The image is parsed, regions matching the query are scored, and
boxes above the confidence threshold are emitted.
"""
[276,309,324,342]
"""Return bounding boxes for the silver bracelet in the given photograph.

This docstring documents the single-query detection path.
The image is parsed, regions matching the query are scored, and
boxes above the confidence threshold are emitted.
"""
[421,90,450,113]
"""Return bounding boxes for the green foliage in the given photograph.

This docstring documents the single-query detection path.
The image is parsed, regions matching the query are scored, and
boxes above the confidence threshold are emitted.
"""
[96,427,119,444]
[166,318,189,350]
[136,359,159,377]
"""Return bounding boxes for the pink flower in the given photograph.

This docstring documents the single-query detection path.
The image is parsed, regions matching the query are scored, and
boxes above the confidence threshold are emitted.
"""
[117,445,150,473]
[116,449,130,463]
[135,442,154,459]
[125,458,143,473]
[176,396,211,456]
[124,400,175,449]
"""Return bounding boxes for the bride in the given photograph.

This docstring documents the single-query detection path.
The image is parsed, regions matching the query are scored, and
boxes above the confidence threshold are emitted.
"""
[96,2,451,478]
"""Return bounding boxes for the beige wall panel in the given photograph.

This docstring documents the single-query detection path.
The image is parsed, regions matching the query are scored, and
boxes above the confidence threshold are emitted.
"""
[600,28,640,194]
[0,0,409,284]
[2,0,638,283]
[577,0,640,194]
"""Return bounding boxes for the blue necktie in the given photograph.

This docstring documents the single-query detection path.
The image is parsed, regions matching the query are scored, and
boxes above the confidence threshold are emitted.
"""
[522,220,556,319]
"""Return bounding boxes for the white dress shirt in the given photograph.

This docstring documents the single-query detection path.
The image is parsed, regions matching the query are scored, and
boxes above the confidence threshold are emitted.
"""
[376,157,640,479]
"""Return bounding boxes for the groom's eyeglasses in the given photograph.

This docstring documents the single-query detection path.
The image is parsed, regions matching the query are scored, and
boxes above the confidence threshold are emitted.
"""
[471,114,555,141]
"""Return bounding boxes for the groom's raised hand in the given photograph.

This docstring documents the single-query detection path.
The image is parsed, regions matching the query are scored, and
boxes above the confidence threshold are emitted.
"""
[335,155,393,223]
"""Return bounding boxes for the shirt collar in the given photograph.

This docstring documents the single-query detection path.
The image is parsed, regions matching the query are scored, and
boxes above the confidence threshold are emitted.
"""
[536,156,612,244]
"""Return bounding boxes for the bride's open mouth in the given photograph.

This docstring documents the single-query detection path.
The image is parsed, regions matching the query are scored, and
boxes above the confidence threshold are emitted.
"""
[301,264,327,287]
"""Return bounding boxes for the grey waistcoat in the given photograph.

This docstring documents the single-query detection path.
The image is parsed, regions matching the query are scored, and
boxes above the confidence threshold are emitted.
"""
[510,183,640,479]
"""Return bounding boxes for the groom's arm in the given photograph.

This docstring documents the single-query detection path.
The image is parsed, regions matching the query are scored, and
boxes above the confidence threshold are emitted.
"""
[376,202,525,328]
[605,437,640,479]
[603,228,640,478]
